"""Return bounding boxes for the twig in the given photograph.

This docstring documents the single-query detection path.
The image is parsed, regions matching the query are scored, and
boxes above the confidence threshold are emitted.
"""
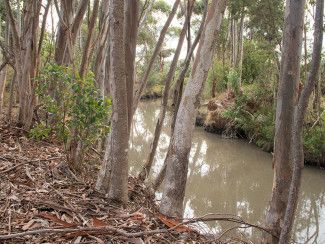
[0,226,170,240]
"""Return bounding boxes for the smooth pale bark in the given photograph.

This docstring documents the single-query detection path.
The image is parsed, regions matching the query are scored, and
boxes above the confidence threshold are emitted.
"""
[154,0,208,190]
[159,0,226,218]
[279,0,323,242]
[237,12,244,86]
[171,0,208,130]
[138,1,194,182]
[79,0,99,77]
[133,0,180,114]
[262,0,305,243]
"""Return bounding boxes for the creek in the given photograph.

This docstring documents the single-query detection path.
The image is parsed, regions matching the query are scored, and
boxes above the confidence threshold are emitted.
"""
[129,100,325,243]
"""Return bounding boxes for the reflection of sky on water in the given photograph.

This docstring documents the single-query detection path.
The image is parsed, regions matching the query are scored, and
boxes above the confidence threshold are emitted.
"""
[129,100,325,243]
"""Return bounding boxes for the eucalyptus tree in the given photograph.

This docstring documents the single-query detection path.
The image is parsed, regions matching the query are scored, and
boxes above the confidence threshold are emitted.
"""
[54,0,89,65]
[280,0,323,242]
[159,0,227,218]
[139,0,195,181]
[262,0,305,242]
[96,0,139,203]
[4,0,43,129]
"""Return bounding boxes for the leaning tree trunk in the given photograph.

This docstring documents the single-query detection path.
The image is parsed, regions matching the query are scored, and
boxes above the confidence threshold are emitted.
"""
[93,0,110,96]
[138,0,194,182]
[54,0,89,65]
[125,0,139,132]
[279,0,323,242]
[159,0,227,218]
[133,0,180,114]
[262,0,305,243]
[153,0,208,191]
[79,0,99,77]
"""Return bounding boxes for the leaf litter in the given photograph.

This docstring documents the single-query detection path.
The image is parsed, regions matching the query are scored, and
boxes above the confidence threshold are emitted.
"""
[0,122,225,243]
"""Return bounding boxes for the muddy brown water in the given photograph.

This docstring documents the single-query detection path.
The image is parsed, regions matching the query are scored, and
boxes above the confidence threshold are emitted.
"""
[129,100,325,243]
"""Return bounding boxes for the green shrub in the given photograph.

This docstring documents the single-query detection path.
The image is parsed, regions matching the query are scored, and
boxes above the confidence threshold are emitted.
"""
[29,123,51,140]
[303,114,325,156]
[35,63,111,158]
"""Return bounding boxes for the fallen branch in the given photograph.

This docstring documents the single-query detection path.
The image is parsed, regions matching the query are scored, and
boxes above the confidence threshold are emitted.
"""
[0,157,62,174]
[0,213,278,241]
[0,226,171,240]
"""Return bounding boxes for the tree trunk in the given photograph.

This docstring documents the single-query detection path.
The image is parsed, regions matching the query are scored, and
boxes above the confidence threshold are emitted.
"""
[96,0,130,204]
[171,0,208,130]
[125,0,139,132]
[93,0,110,95]
[54,0,89,65]
[0,66,7,113]
[262,0,305,243]
[133,0,180,114]
[79,0,99,77]
[237,11,244,86]
[159,0,226,218]
[279,0,323,242]
[138,0,194,182]
[5,0,42,130]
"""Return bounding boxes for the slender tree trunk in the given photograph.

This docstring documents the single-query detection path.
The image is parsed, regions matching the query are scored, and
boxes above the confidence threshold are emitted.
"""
[125,0,139,132]
[133,0,180,114]
[262,0,305,243]
[0,66,7,113]
[159,0,226,218]
[79,0,99,77]
[237,11,244,86]
[279,0,323,242]
[313,67,322,115]
[138,0,194,181]
[171,0,208,130]
[54,0,89,65]
[153,1,208,190]
[93,0,110,94]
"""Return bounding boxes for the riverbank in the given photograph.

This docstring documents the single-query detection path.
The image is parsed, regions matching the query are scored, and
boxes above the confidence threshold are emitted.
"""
[195,90,325,167]
[0,120,251,243]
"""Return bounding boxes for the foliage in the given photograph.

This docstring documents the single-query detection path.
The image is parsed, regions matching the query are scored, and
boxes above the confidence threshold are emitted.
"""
[29,123,51,140]
[227,68,240,94]
[223,83,275,151]
[242,40,276,84]
[34,64,111,152]
[205,60,229,96]
[303,114,325,156]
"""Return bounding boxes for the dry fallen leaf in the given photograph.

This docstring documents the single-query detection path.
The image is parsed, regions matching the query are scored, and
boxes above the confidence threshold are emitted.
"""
[157,214,192,233]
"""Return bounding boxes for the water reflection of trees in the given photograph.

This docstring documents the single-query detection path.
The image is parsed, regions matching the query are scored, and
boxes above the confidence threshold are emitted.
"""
[184,132,325,242]
[130,101,325,243]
